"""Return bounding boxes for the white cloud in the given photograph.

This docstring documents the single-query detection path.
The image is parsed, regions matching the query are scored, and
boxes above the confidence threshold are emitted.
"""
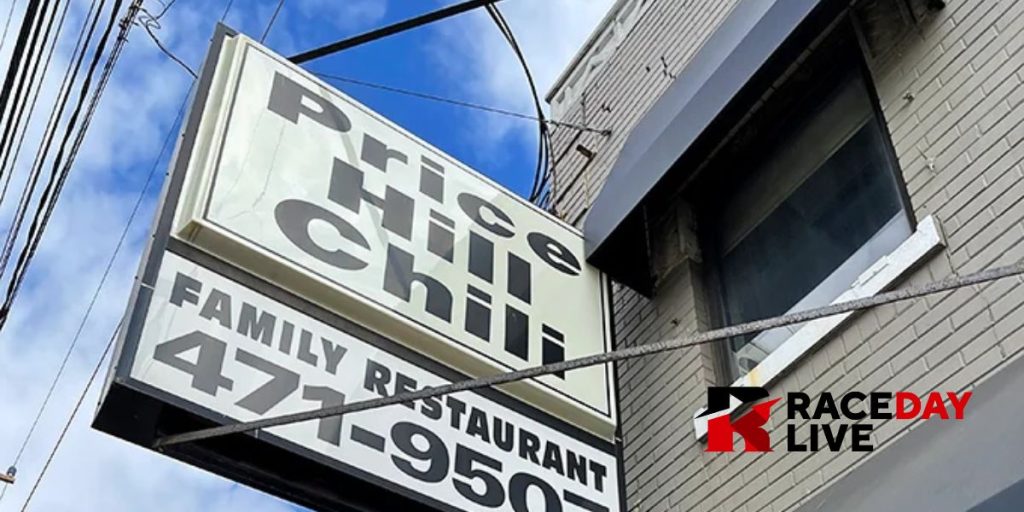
[0,1,302,510]
[430,0,615,156]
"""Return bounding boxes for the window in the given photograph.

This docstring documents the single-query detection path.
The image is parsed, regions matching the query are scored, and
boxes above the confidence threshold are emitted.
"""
[693,21,912,381]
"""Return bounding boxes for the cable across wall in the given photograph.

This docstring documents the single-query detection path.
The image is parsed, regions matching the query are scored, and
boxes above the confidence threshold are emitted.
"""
[155,258,1024,447]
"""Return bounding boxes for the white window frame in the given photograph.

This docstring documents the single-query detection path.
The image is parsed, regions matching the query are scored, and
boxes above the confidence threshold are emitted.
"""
[731,212,913,374]
[693,215,945,440]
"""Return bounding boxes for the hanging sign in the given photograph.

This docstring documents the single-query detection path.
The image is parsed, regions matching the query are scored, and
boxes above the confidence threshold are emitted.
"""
[170,29,615,437]
[94,27,622,512]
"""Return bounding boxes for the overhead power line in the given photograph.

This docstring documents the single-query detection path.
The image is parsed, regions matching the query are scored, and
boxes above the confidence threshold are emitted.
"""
[4,95,185,482]
[1,1,136,500]
[483,4,554,206]
[219,0,235,23]
[0,0,99,282]
[0,0,73,197]
[156,259,1024,447]
[151,0,177,20]
[0,0,21,55]
[0,0,106,277]
[136,8,196,78]
[17,321,119,512]
[6,0,231,506]
[0,0,43,127]
[0,0,138,333]
[288,0,502,64]
[11,91,183,512]
[259,0,284,43]
[313,72,610,135]
[0,0,58,180]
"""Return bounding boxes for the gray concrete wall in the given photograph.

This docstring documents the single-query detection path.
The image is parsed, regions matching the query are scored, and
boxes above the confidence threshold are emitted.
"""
[548,1,1024,510]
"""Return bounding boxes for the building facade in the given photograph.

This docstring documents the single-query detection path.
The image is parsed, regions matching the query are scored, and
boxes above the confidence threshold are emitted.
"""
[547,0,1024,510]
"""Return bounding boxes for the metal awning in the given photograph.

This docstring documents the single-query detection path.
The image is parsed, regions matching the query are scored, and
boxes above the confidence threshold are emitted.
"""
[583,0,837,293]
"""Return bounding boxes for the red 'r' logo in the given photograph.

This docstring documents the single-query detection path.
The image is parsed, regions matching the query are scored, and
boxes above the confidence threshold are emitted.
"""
[700,387,779,452]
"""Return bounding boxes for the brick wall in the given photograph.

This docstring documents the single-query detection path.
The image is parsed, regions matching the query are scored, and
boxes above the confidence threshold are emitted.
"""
[549,1,1024,510]
[549,0,740,225]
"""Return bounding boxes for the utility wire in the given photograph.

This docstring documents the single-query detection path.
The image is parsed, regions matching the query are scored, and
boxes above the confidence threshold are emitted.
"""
[484,4,553,205]
[17,321,119,512]
[137,8,196,78]
[156,259,1024,447]
[7,0,220,440]
[0,0,20,56]
[487,8,544,200]
[0,0,42,128]
[0,0,72,199]
[0,0,75,206]
[6,0,133,297]
[151,0,176,20]
[485,7,564,209]
[313,72,610,135]
[0,0,57,174]
[0,0,104,285]
[6,0,218,506]
[259,0,284,43]
[0,0,97,341]
[0,0,131,332]
[219,0,235,23]
[289,0,502,64]
[5,96,185,477]
[4,0,221,502]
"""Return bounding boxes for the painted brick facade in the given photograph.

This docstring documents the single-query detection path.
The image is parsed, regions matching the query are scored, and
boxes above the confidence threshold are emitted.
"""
[548,1,1024,510]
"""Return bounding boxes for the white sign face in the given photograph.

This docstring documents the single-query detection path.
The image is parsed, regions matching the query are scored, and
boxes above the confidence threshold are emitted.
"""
[173,36,614,436]
[131,252,619,512]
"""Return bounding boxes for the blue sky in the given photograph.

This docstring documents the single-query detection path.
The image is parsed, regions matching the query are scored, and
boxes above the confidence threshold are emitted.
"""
[0,1,613,510]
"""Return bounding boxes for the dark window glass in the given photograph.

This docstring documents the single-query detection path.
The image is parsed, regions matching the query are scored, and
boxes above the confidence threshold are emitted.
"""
[719,119,903,327]
[696,24,912,378]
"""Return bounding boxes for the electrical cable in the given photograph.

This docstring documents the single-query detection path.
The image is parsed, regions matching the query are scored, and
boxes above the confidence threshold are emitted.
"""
[483,4,553,204]
[0,0,105,286]
[313,71,610,134]
[156,258,1024,447]
[4,0,223,505]
[487,6,547,200]
[5,96,185,478]
[151,0,176,20]
[288,0,501,64]
[0,0,129,333]
[1,0,137,328]
[0,0,56,167]
[0,0,21,56]
[0,0,42,129]
[17,321,119,512]
[137,8,196,78]
[219,0,235,23]
[0,0,77,209]
[0,0,74,206]
[0,0,110,464]
[0,0,71,197]
[259,0,284,43]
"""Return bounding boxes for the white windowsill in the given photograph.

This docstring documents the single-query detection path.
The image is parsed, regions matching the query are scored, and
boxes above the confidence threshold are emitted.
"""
[692,215,945,441]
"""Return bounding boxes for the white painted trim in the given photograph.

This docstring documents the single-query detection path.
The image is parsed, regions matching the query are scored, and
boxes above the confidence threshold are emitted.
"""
[692,215,945,440]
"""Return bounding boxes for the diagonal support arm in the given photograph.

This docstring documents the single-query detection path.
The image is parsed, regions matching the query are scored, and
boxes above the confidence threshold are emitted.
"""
[155,260,1024,448]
